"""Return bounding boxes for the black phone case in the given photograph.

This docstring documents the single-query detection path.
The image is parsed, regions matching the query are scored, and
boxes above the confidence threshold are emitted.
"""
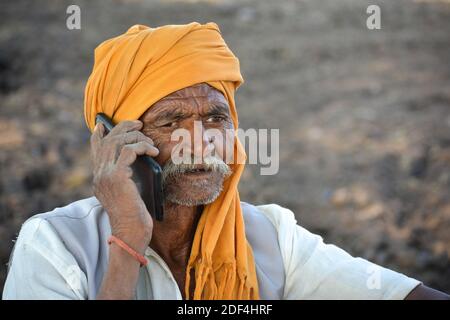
[95,113,164,221]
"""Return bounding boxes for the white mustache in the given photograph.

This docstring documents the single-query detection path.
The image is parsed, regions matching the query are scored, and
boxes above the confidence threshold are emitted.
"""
[162,155,231,185]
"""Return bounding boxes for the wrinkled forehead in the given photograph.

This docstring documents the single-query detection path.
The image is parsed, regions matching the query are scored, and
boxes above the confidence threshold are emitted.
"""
[158,82,227,102]
[140,82,230,120]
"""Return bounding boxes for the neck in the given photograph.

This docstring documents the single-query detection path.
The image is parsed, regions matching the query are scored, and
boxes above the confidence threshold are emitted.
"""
[149,202,203,267]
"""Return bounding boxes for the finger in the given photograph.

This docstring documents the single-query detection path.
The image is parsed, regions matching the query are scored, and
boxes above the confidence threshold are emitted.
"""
[116,142,160,167]
[120,131,154,146]
[105,131,154,164]
[90,123,105,150]
[116,142,160,168]
[90,123,109,171]
[108,120,143,137]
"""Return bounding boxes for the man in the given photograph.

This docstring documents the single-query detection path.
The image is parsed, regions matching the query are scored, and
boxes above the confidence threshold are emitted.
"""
[2,22,449,300]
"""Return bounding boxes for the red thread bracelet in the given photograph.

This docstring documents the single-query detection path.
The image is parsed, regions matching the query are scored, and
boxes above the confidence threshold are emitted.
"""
[107,235,148,267]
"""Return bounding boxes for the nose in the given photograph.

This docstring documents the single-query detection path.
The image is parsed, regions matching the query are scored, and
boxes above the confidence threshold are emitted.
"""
[188,119,214,162]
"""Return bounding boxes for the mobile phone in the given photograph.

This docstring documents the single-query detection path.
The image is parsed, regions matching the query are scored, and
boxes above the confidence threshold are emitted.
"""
[95,113,164,221]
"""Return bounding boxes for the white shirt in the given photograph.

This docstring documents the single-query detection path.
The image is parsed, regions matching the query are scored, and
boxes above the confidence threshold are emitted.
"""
[2,203,420,300]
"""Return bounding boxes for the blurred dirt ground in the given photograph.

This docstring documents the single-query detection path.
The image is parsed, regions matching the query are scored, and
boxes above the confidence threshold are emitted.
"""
[1,0,450,294]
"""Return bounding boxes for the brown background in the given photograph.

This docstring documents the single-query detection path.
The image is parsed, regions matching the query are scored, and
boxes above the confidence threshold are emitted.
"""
[1,0,449,295]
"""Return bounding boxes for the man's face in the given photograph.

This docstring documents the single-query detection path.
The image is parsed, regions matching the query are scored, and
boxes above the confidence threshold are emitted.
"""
[139,83,234,206]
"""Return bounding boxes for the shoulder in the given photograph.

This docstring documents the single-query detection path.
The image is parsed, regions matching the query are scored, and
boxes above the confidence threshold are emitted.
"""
[29,196,103,222]
[249,203,297,226]
[14,195,104,241]
[241,202,299,240]
[14,196,108,259]
[5,197,106,299]
[241,202,327,282]
[240,201,302,268]
[3,198,97,300]
[22,196,107,237]
[240,201,283,243]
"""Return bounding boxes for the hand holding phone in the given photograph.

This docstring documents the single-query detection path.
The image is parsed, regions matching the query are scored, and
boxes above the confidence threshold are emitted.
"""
[90,119,154,252]
[94,114,165,222]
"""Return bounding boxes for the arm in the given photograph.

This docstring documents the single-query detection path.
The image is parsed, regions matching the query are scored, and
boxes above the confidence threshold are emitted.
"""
[257,204,426,300]
[96,234,148,300]
[405,284,450,300]
[90,120,158,299]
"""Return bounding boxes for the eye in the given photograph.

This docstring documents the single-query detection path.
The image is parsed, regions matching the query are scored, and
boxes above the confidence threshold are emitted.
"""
[206,115,225,123]
[161,121,178,128]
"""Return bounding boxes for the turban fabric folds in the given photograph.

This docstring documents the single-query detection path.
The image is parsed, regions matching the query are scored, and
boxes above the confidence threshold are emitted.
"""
[84,22,259,300]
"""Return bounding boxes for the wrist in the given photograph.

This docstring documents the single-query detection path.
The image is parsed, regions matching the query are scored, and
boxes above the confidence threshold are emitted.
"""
[110,232,150,256]
[108,240,146,268]
[98,244,142,300]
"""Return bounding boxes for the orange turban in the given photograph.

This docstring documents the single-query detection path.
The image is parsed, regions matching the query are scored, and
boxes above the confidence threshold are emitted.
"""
[84,22,259,300]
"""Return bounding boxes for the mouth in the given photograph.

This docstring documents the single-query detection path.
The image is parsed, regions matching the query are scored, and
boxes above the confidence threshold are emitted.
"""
[183,166,213,175]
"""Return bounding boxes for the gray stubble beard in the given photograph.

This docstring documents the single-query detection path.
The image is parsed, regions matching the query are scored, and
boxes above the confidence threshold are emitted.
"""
[161,155,231,207]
